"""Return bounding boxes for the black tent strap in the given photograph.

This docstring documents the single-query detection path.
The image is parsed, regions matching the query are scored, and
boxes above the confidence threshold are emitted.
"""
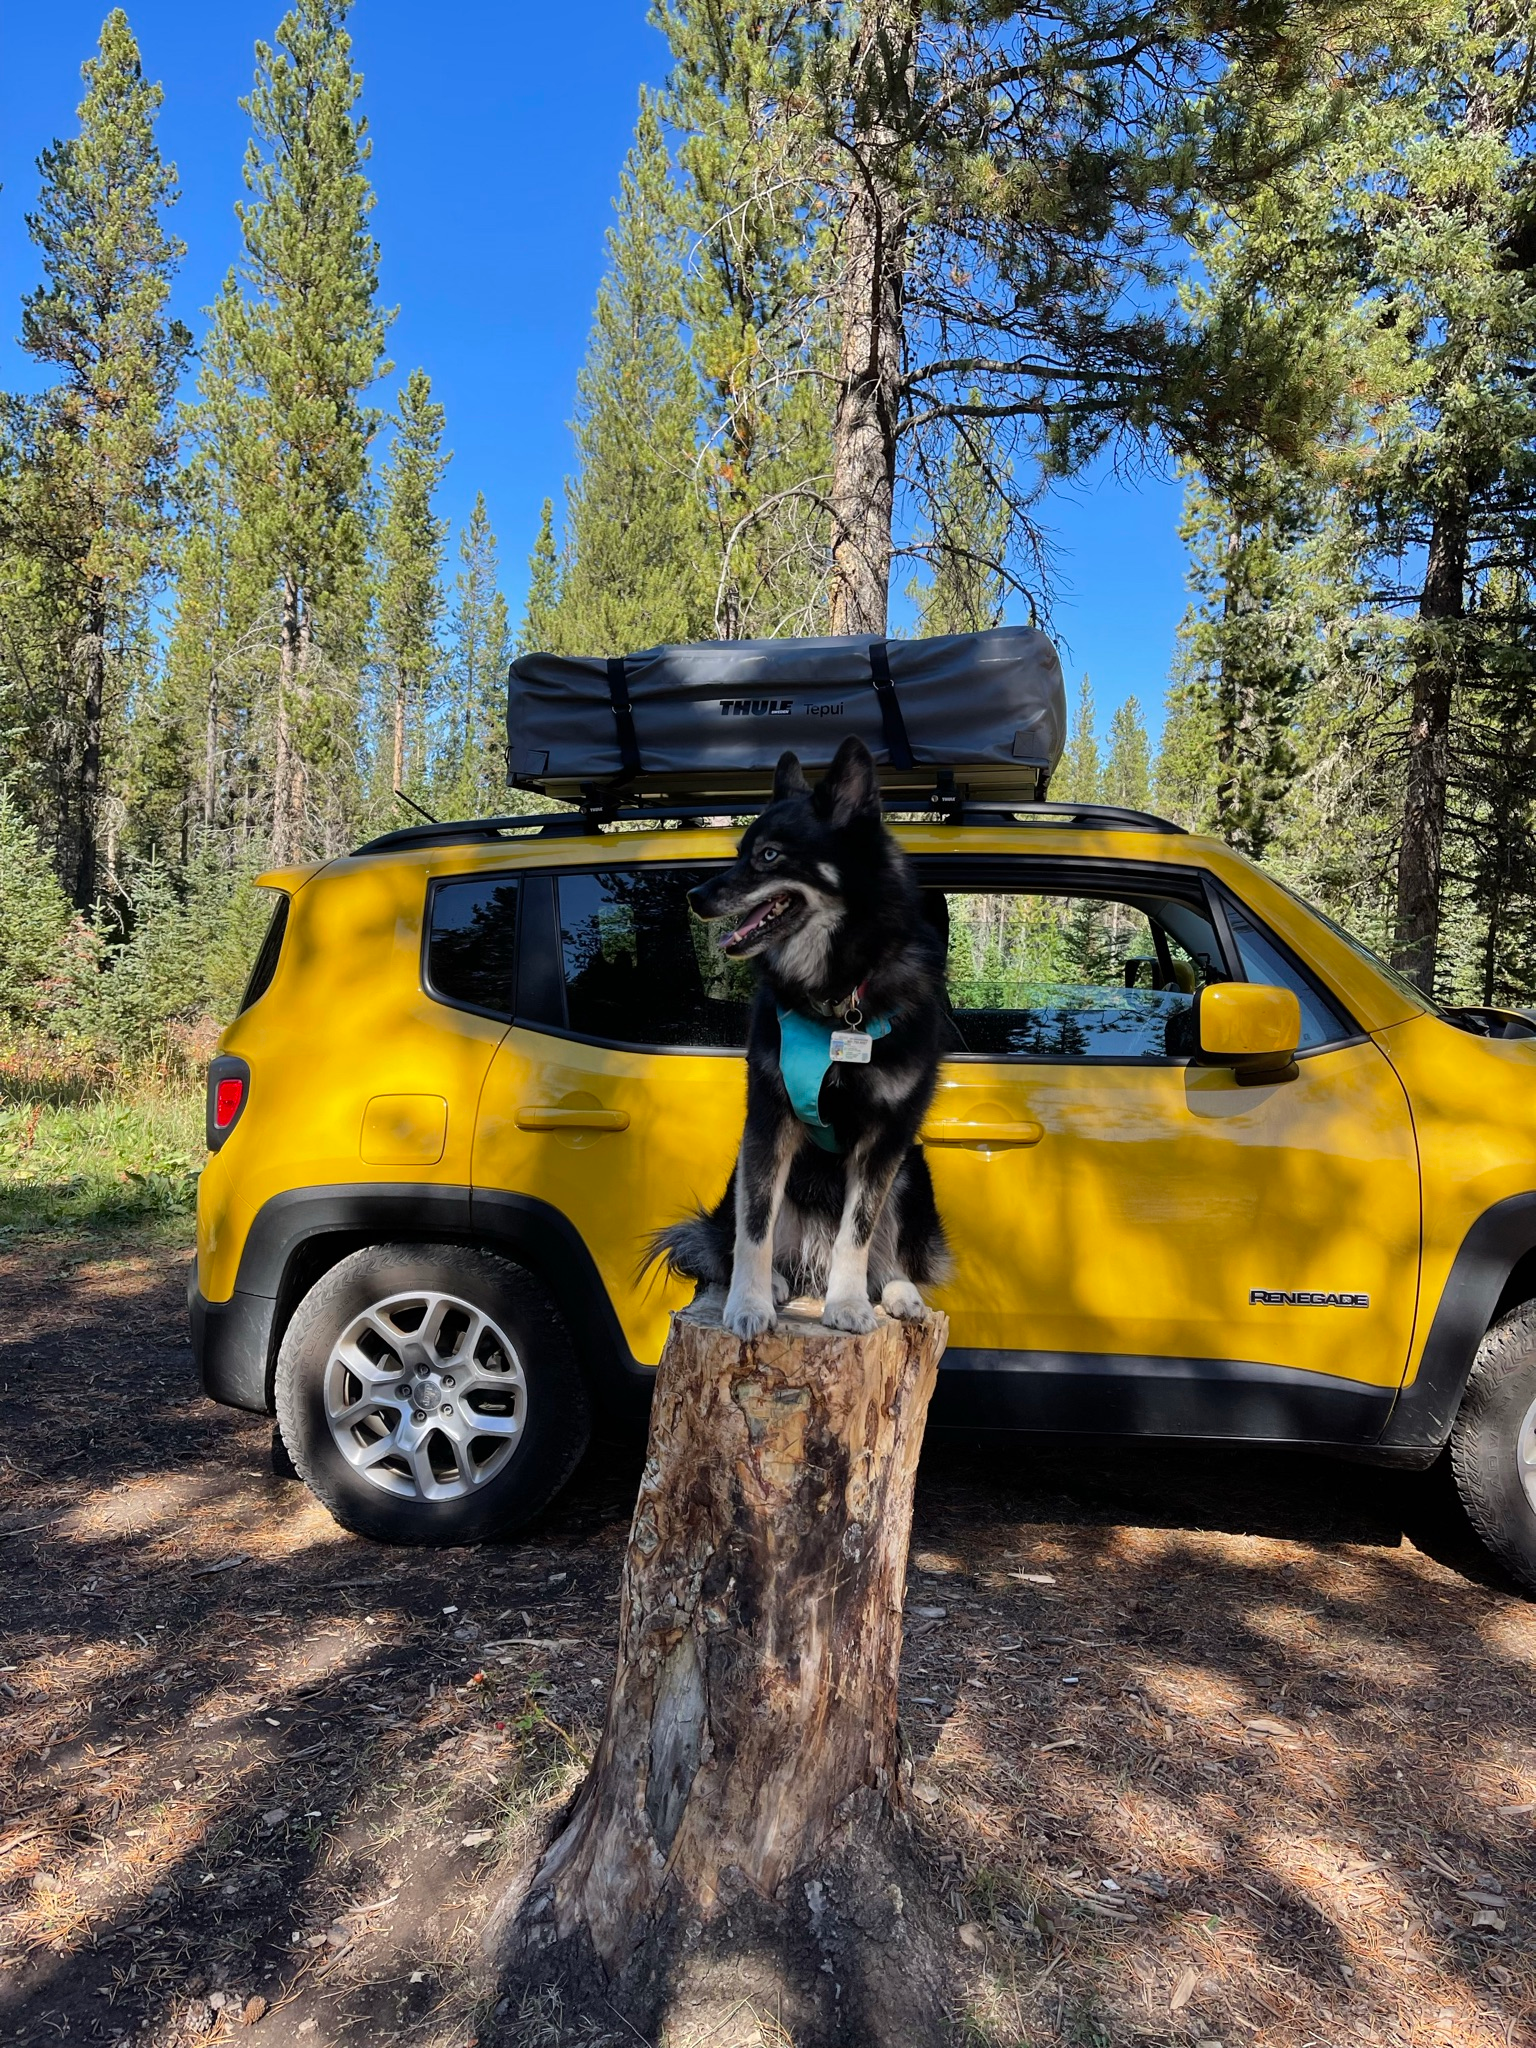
[604,656,641,780]
[868,640,915,769]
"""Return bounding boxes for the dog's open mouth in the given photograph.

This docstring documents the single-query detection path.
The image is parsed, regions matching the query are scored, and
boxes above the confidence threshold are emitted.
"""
[722,891,802,957]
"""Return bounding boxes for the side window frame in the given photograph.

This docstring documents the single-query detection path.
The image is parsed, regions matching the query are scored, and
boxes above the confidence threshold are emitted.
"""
[422,870,523,1023]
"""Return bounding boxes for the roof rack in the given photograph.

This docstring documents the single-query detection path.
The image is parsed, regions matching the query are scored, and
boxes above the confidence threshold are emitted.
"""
[352,795,1184,857]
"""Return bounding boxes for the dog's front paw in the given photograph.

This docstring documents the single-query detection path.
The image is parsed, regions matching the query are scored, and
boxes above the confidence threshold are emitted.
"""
[771,1268,792,1307]
[822,1294,878,1335]
[880,1280,929,1322]
[723,1289,777,1340]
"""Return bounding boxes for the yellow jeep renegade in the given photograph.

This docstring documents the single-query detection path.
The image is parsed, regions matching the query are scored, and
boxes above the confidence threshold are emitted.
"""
[191,798,1536,1587]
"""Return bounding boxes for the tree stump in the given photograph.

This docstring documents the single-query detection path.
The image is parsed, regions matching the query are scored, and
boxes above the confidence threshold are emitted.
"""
[500,1297,952,2045]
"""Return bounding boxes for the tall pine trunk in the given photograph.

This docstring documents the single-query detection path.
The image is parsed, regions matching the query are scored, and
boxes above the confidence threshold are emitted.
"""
[72,578,108,909]
[273,574,302,862]
[203,668,219,837]
[391,676,405,795]
[827,10,914,638]
[1394,492,1468,993]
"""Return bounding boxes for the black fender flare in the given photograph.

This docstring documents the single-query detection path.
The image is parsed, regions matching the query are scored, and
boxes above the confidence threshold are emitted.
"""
[190,1182,651,1420]
[1381,1191,1536,1453]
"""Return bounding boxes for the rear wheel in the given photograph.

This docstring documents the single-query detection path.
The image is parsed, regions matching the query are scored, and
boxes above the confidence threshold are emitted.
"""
[274,1243,590,1546]
[1450,1300,1536,1594]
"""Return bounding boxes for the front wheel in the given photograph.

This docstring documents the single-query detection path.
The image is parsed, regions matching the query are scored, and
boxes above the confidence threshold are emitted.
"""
[1450,1300,1536,1594]
[274,1243,590,1546]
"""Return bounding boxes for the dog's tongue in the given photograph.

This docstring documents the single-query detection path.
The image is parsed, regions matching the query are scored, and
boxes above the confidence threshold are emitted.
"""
[727,895,783,946]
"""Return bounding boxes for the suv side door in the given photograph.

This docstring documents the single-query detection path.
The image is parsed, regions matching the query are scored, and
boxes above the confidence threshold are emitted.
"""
[471,863,745,1369]
[919,857,1421,1443]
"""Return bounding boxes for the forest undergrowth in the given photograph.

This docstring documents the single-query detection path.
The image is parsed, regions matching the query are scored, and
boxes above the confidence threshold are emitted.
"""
[0,1039,202,1239]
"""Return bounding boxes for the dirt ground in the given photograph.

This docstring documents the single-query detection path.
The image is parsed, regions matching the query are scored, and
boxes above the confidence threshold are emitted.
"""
[2,1234,1536,2048]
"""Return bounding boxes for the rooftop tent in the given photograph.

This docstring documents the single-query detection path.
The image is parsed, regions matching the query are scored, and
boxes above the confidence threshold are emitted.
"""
[507,626,1067,805]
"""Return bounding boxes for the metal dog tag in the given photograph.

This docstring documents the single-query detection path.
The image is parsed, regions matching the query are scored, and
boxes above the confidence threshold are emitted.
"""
[829,1029,873,1064]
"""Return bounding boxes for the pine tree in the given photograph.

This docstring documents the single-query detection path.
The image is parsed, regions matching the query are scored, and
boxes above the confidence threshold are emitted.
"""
[908,423,1014,635]
[553,95,710,655]
[11,9,188,905]
[1103,698,1151,813]
[1171,465,1309,860]
[679,0,1355,636]
[517,498,560,655]
[1179,5,1536,987]
[378,369,448,802]
[216,0,390,859]
[657,1,834,635]
[159,314,273,864]
[444,491,511,813]
[1055,676,1100,805]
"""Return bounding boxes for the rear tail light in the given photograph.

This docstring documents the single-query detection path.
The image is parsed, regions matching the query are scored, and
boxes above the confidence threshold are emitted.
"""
[206,1056,251,1151]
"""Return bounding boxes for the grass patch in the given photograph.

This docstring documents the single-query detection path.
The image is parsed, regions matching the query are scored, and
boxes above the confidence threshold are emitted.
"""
[0,1043,203,1239]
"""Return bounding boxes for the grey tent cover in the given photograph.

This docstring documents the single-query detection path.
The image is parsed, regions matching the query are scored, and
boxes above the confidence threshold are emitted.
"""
[507,626,1067,802]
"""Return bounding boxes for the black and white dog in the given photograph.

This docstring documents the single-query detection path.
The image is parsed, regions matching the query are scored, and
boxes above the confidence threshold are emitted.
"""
[659,736,949,1339]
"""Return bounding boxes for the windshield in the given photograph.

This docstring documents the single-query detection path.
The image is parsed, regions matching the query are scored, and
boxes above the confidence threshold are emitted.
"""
[1269,881,1440,1015]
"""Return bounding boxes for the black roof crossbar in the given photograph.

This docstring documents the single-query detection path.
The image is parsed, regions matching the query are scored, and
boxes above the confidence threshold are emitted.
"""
[351,797,1185,858]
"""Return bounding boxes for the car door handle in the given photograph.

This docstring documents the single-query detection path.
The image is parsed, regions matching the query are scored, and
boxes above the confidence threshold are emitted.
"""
[515,1106,631,1133]
[922,1119,1044,1147]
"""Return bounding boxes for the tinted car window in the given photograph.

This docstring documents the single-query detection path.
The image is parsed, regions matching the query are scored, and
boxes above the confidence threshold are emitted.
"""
[558,869,754,1048]
[426,876,519,1017]
[941,888,1223,1060]
[1218,893,1353,1050]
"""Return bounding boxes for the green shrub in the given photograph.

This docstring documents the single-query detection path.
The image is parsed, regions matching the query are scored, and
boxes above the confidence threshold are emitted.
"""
[0,788,73,1021]
[68,853,277,1058]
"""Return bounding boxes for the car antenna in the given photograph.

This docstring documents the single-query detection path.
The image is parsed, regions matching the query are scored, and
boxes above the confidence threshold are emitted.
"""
[393,787,440,826]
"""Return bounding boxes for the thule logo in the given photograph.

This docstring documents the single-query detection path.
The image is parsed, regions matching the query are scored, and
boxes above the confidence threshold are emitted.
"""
[1250,1288,1370,1308]
[718,698,792,717]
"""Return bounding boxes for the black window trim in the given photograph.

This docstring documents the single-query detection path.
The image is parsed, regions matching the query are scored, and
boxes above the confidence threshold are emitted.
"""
[1207,879,1365,1057]
[237,893,290,1016]
[422,869,523,1023]
[513,853,1369,1064]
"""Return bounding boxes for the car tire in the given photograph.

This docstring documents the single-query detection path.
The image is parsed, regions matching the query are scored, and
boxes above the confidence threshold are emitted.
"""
[1450,1300,1536,1594]
[274,1243,590,1547]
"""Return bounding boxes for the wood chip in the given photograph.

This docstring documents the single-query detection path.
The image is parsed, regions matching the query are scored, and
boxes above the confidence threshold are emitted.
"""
[189,1553,249,1576]
[1171,1966,1199,2011]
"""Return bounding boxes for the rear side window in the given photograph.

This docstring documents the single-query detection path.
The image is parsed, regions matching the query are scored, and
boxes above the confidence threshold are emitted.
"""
[558,868,753,1049]
[426,876,520,1018]
[238,895,289,1014]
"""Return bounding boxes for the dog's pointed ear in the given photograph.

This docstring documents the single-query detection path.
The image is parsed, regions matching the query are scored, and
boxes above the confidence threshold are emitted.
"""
[815,736,880,826]
[773,751,810,801]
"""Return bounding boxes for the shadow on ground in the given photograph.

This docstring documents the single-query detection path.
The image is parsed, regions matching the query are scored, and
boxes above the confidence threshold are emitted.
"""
[1,1233,1533,2048]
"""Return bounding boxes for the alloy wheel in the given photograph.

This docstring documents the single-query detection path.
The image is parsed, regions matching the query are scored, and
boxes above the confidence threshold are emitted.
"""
[322,1289,527,1502]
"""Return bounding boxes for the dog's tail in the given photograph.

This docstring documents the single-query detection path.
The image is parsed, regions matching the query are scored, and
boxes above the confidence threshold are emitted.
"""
[639,1208,732,1287]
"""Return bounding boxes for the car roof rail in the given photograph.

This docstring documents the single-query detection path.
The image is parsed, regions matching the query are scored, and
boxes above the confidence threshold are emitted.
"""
[349,796,1186,856]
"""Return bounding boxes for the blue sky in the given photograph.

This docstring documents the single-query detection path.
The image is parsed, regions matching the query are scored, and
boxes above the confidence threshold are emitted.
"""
[0,0,1189,741]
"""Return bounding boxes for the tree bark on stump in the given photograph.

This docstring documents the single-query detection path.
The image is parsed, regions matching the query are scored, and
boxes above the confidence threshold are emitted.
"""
[501,1298,952,2045]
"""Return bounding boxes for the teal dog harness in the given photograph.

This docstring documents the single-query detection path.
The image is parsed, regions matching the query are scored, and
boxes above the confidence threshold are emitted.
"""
[776,1003,894,1153]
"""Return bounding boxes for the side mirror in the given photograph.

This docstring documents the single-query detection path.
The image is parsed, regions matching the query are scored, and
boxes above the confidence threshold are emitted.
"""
[1194,983,1301,1083]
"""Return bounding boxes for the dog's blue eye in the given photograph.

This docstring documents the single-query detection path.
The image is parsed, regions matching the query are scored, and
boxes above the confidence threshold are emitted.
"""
[760,847,779,863]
